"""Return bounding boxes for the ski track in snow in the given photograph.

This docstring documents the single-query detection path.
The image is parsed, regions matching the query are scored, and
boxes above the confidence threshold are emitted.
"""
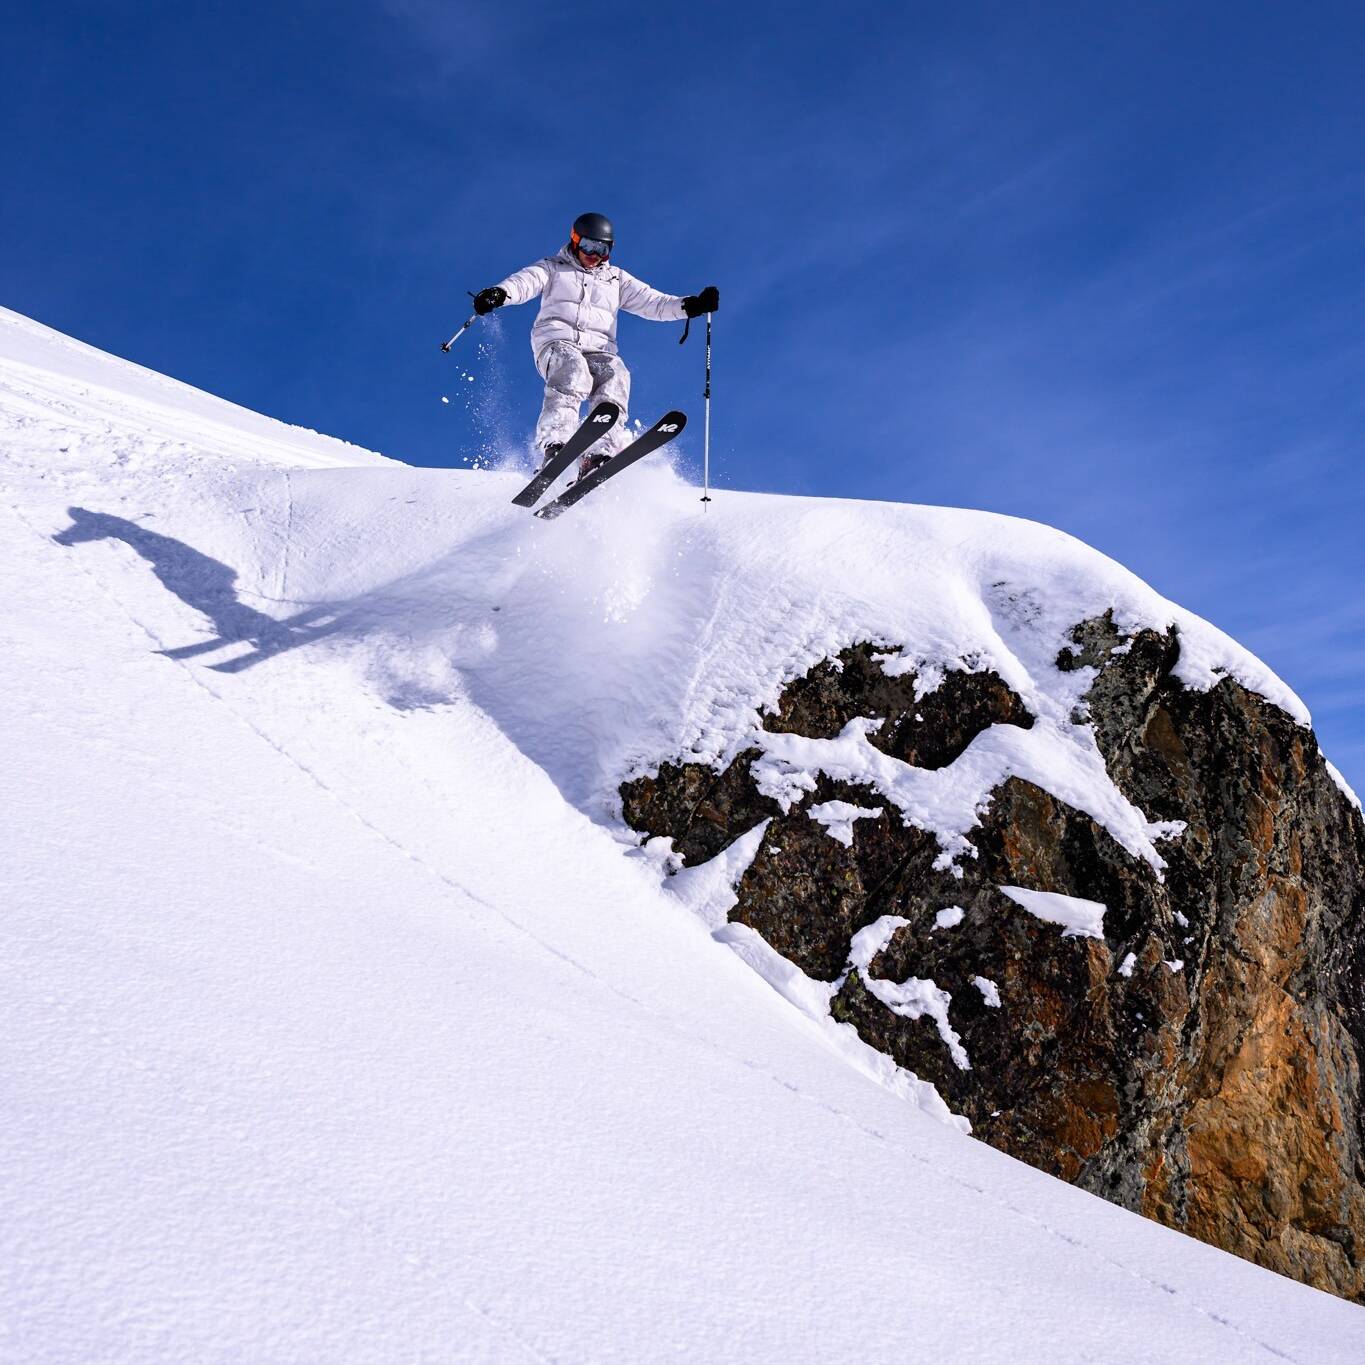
[4,304,1359,1363]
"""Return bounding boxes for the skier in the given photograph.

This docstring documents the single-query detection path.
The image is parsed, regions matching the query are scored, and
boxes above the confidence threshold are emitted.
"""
[472,212,718,477]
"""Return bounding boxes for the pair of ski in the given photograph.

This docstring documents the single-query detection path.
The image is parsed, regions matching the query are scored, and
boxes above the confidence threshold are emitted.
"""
[512,401,686,519]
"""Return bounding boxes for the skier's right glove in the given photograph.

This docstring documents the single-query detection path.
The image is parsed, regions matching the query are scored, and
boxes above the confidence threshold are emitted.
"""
[681,285,720,317]
[473,286,507,315]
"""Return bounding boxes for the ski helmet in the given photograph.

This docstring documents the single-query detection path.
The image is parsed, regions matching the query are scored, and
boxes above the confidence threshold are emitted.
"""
[570,211,614,259]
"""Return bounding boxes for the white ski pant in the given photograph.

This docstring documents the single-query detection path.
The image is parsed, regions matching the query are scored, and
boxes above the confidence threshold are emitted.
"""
[534,341,631,458]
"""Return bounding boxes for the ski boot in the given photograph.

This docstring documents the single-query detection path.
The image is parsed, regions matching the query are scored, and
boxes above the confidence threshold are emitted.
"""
[576,450,612,482]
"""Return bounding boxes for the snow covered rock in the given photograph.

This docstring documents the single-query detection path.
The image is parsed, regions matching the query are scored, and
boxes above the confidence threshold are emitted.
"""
[623,625,1365,1301]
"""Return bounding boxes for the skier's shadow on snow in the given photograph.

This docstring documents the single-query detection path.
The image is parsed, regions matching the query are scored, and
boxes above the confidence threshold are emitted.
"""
[52,507,344,671]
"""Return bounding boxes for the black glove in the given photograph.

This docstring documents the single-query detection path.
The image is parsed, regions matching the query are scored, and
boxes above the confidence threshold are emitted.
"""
[473,286,507,315]
[681,285,719,317]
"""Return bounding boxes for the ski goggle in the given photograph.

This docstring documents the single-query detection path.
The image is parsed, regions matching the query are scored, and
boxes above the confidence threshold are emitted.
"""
[573,236,612,258]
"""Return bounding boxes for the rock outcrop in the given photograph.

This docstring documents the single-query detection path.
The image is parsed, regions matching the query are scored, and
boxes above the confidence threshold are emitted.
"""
[621,625,1365,1300]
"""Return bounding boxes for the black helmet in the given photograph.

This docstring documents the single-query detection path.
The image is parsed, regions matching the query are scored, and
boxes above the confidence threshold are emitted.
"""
[570,211,614,259]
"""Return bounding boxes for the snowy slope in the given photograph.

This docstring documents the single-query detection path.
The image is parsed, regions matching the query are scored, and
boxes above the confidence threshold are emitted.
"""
[3,304,1362,1363]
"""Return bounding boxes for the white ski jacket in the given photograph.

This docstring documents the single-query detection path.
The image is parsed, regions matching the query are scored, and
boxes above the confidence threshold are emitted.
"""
[497,247,687,360]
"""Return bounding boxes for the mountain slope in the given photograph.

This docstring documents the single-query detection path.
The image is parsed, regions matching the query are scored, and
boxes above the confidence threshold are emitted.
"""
[4,305,1362,1362]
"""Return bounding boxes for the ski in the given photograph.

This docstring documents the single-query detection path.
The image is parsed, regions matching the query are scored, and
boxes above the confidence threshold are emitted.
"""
[534,411,687,520]
[510,401,619,508]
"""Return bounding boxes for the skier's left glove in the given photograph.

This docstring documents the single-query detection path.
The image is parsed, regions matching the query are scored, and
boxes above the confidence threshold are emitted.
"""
[473,286,507,315]
[681,285,719,317]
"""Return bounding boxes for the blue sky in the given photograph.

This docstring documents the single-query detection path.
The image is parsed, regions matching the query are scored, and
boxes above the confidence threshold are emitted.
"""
[4,1,1364,784]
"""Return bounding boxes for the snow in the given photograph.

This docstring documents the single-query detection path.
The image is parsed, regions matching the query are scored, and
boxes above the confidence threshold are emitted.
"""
[1328,759,1363,811]
[844,915,974,1071]
[753,715,1179,878]
[935,905,966,930]
[847,914,914,971]
[664,818,949,1104]
[712,918,959,1121]
[1001,885,1109,940]
[663,820,768,929]
[4,304,1363,1361]
[973,975,1003,1007]
[807,798,883,845]
[1119,953,1139,977]
[864,973,972,1070]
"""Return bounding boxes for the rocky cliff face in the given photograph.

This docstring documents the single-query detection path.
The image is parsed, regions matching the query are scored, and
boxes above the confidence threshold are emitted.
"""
[621,618,1365,1300]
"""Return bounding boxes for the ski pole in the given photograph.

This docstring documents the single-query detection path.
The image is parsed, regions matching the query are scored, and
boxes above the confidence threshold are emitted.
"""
[441,291,486,352]
[440,311,478,353]
[701,311,712,505]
